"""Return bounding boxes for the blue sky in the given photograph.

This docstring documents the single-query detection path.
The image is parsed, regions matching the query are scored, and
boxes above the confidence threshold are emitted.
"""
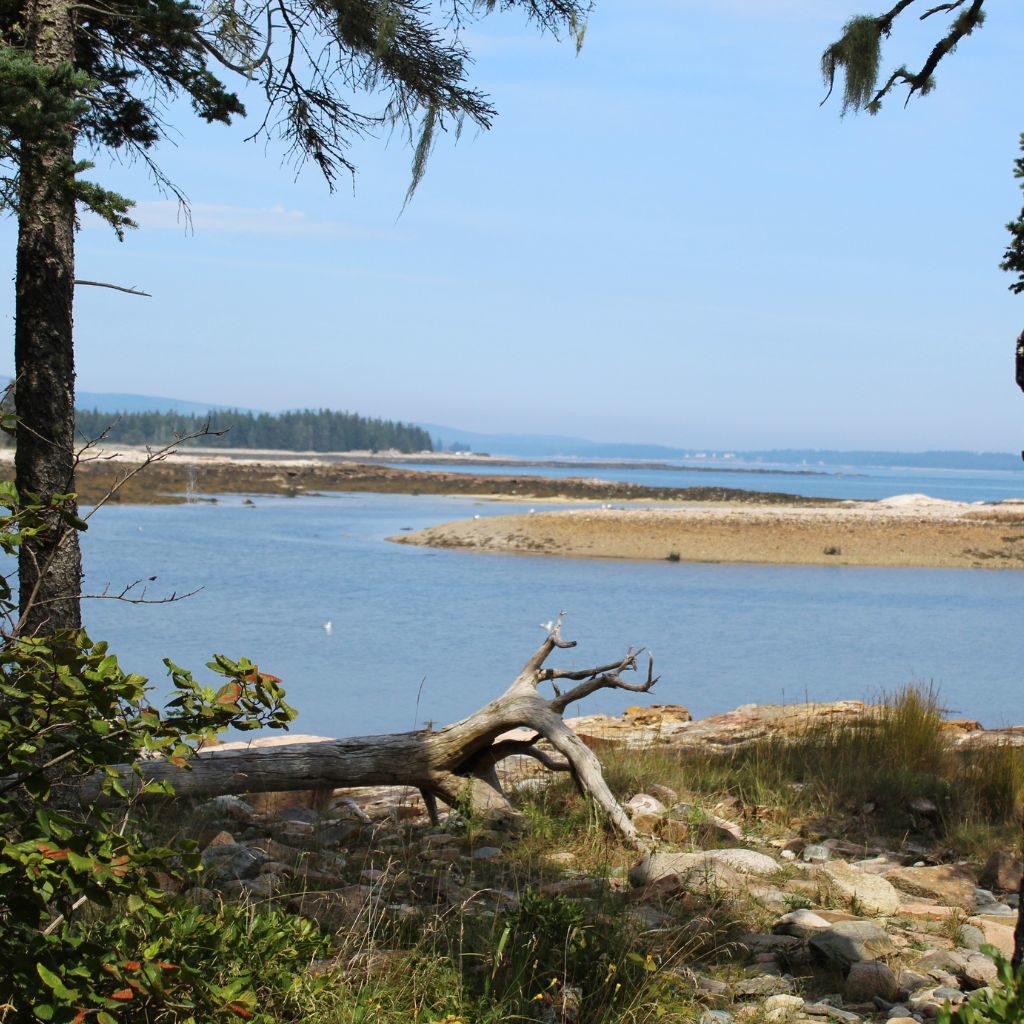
[2,0,1022,450]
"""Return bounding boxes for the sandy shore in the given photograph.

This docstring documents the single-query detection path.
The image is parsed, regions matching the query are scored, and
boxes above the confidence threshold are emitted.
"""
[389,494,1024,570]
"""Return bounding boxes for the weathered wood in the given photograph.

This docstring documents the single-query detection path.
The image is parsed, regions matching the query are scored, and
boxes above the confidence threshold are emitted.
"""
[89,622,658,848]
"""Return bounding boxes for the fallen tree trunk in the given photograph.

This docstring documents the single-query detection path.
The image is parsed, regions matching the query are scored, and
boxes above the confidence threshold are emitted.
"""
[90,621,658,849]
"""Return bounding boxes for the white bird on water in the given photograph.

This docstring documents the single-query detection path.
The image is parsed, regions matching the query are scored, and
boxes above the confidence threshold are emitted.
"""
[323,621,333,635]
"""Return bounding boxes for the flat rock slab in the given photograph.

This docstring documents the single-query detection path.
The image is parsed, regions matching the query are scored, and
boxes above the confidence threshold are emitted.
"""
[817,861,902,917]
[630,848,779,888]
[809,921,897,967]
[883,864,976,911]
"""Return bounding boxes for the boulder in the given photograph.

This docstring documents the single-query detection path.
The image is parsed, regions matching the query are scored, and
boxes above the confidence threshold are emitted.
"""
[966,916,1016,958]
[809,920,897,967]
[958,924,988,952]
[844,962,900,1003]
[626,793,667,816]
[629,849,777,888]
[201,842,266,884]
[883,865,976,911]
[818,862,902,917]
[980,850,1023,893]
[774,908,832,938]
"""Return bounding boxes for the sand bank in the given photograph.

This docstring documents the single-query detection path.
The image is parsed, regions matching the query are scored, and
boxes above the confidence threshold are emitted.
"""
[389,494,1024,570]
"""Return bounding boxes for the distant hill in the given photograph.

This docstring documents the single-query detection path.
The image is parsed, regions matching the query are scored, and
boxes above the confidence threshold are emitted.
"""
[1,380,1019,470]
[0,376,245,416]
[419,424,690,460]
[421,425,1024,471]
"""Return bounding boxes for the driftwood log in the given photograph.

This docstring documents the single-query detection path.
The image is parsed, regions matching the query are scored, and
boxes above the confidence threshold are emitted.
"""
[100,621,658,849]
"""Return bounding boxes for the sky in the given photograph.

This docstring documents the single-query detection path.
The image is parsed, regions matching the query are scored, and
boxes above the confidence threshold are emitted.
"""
[2,0,1023,451]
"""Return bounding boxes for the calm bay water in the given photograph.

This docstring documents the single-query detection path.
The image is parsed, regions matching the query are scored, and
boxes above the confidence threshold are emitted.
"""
[389,460,1024,503]
[80,475,1024,737]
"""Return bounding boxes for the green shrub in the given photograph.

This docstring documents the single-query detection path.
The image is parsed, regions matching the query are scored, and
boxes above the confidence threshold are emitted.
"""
[0,482,323,1022]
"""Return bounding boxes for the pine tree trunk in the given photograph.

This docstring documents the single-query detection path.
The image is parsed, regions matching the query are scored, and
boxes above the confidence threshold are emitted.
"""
[14,0,82,634]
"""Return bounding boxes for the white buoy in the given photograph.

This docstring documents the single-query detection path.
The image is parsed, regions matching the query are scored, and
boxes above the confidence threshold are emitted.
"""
[323,621,333,634]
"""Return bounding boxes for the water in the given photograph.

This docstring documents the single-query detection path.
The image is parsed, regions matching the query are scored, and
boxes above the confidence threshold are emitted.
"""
[389,460,1024,504]
[80,489,1024,739]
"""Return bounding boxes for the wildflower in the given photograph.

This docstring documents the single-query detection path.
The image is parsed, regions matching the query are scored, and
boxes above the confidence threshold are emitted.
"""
[534,993,545,1001]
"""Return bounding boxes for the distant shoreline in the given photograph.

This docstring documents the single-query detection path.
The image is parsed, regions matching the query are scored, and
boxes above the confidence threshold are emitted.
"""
[0,448,833,507]
[390,497,1024,571]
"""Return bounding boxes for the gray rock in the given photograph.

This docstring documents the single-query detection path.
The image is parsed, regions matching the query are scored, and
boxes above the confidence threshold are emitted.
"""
[775,908,832,938]
[886,1007,911,1019]
[805,1003,863,1023]
[734,975,796,997]
[958,924,988,951]
[845,962,900,1003]
[699,1012,734,1024]
[278,805,319,824]
[802,844,832,864]
[960,953,999,989]
[630,849,776,887]
[201,842,266,883]
[707,848,778,875]
[818,862,902,917]
[626,793,667,815]
[202,794,257,821]
[471,846,502,860]
[809,921,897,967]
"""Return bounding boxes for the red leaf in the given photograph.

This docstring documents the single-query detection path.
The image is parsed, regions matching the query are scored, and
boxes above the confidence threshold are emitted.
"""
[216,682,242,705]
[122,961,141,971]
[35,843,68,860]
[111,988,134,1001]
[72,1010,87,1023]
[226,1002,254,1018]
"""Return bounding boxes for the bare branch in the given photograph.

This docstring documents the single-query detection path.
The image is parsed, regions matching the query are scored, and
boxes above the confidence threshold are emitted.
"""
[550,651,658,714]
[870,0,985,107]
[920,0,969,18]
[74,279,151,297]
[521,614,576,676]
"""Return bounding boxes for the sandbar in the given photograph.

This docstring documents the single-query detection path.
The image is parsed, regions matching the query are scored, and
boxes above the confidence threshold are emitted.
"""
[389,494,1024,570]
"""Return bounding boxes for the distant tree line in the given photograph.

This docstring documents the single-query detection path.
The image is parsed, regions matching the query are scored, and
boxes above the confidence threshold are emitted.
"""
[69,408,434,453]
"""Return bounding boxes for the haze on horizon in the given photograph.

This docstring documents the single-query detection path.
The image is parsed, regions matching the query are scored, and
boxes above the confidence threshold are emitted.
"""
[1,0,1021,452]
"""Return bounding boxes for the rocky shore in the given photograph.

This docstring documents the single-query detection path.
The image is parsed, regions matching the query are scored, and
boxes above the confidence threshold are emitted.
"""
[391,496,1024,570]
[0,448,824,506]
[179,700,1024,1024]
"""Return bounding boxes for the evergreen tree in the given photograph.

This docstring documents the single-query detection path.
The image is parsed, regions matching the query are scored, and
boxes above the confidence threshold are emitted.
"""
[0,0,590,633]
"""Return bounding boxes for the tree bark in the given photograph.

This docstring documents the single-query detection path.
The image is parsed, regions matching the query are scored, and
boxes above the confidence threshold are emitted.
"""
[14,0,83,634]
[85,623,658,849]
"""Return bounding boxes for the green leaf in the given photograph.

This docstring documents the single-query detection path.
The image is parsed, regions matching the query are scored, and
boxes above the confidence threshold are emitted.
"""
[36,962,79,1000]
